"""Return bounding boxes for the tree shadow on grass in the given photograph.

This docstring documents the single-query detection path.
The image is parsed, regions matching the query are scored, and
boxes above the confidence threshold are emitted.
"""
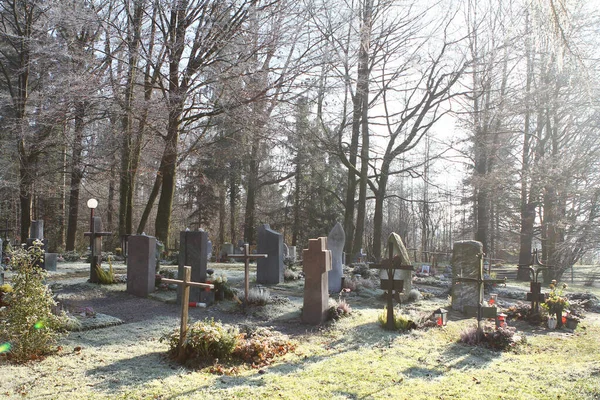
[86,351,181,393]
[440,341,502,371]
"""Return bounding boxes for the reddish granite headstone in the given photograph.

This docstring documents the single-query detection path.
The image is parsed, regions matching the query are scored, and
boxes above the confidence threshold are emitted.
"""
[302,237,332,325]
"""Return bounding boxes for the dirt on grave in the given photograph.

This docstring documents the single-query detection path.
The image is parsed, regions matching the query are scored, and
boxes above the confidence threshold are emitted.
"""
[1,261,600,399]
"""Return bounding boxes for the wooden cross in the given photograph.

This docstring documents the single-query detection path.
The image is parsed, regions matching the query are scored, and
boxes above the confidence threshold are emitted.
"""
[454,253,506,330]
[523,255,549,314]
[370,245,413,330]
[162,266,214,362]
[83,216,112,283]
[228,243,268,304]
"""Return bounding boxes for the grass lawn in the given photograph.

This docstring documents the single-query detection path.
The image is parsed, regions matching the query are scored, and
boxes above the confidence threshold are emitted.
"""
[1,262,600,399]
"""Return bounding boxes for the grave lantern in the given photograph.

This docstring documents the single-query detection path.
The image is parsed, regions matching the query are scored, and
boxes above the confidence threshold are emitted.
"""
[489,294,497,306]
[434,308,448,326]
[87,198,98,228]
[496,313,507,329]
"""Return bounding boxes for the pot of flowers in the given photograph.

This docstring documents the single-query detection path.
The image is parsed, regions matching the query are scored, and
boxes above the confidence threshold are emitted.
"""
[543,281,569,328]
[214,274,229,301]
[565,313,580,330]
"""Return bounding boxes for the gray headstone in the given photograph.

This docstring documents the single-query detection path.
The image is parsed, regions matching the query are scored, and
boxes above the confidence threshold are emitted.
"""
[302,237,332,325]
[126,235,157,297]
[178,230,209,304]
[283,243,290,258]
[220,243,234,261]
[451,240,483,312]
[27,220,48,254]
[30,220,44,240]
[257,224,284,284]
[382,233,413,300]
[288,245,297,262]
[43,253,58,272]
[207,240,213,261]
[327,222,345,293]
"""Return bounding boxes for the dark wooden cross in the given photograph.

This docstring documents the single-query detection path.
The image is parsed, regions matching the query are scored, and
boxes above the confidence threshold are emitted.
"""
[83,216,112,283]
[228,243,268,304]
[523,252,549,314]
[454,252,506,330]
[162,266,214,362]
[370,245,413,330]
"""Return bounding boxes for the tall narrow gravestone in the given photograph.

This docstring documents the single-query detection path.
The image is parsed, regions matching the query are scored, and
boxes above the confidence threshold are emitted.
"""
[327,222,345,293]
[178,230,209,304]
[288,246,297,262]
[220,243,234,261]
[451,240,483,312]
[127,235,157,297]
[257,224,284,284]
[302,237,332,325]
[27,220,48,252]
[383,233,413,300]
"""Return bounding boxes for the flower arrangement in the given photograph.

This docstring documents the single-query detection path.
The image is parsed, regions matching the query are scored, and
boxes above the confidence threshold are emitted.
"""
[543,280,569,315]
[213,274,233,300]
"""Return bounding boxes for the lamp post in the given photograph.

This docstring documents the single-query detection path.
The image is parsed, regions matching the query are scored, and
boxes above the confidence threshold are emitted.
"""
[87,199,99,283]
[87,198,98,230]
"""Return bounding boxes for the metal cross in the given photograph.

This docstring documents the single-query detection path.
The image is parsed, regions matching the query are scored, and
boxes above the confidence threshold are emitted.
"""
[454,252,506,330]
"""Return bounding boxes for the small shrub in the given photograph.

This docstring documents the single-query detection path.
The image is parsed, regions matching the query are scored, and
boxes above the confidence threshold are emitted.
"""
[460,326,485,346]
[62,251,81,262]
[459,324,524,351]
[0,242,66,363]
[352,263,375,278]
[407,289,422,302]
[283,267,300,281]
[246,287,270,306]
[167,251,179,265]
[327,299,352,321]
[232,326,296,367]
[161,318,239,364]
[377,308,417,331]
[343,276,376,292]
[95,258,117,284]
[0,283,13,307]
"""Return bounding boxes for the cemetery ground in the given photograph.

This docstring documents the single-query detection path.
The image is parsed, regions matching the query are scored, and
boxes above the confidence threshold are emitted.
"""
[2,262,600,399]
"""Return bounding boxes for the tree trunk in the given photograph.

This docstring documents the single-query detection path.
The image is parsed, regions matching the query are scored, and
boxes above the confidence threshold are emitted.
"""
[154,114,180,248]
[118,0,144,238]
[372,171,387,261]
[137,169,162,234]
[65,102,86,251]
[244,141,260,245]
[351,0,373,260]
[229,165,239,244]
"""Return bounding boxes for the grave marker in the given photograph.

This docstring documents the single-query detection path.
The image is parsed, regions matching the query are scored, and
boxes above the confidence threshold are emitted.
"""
[178,230,209,304]
[257,224,284,284]
[327,222,345,293]
[127,234,157,298]
[302,237,331,325]
[370,242,413,330]
[383,233,413,301]
[228,244,268,303]
[162,266,213,362]
[220,243,234,261]
[288,246,297,262]
[451,241,506,329]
